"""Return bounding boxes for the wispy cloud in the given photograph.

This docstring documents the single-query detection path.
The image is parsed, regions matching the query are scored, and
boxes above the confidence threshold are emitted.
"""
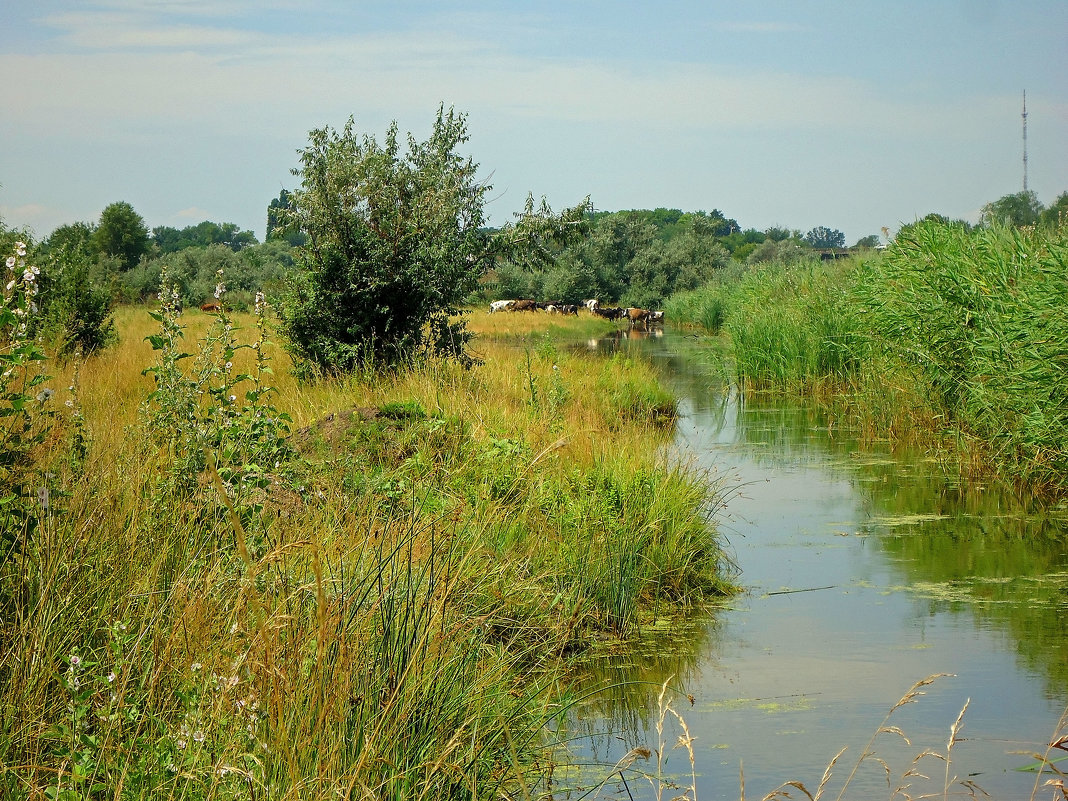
[711,21,811,33]
[40,12,260,48]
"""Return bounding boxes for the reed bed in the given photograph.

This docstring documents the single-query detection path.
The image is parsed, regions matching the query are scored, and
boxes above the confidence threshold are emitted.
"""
[666,220,1068,497]
[0,303,734,799]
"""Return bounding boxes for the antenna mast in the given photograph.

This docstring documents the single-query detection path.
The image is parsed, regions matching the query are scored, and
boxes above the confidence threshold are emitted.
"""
[1022,90,1028,193]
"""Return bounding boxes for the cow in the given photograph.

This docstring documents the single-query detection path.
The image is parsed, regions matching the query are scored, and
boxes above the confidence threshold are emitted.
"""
[560,304,579,315]
[647,310,665,324]
[625,307,650,324]
[489,300,516,313]
[200,302,222,313]
[509,299,539,312]
[592,306,625,320]
[584,298,600,312]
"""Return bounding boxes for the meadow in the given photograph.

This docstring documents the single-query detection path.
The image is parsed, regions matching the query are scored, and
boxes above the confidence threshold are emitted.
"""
[0,299,735,800]
[665,219,1068,498]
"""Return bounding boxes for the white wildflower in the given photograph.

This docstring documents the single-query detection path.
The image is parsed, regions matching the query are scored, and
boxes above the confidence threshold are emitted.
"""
[192,730,205,743]
[69,654,81,668]
[5,259,14,271]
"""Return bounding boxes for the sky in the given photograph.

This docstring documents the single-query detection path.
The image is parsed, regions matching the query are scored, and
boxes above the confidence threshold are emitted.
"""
[1,0,1066,246]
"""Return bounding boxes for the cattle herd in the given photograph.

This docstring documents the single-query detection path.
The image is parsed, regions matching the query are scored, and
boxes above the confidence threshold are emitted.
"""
[488,298,665,326]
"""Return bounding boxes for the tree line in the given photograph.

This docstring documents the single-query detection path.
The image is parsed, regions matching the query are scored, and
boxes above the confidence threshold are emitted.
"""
[2,103,1064,372]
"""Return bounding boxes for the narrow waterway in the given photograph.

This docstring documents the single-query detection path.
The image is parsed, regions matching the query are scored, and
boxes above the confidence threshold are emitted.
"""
[562,328,1068,801]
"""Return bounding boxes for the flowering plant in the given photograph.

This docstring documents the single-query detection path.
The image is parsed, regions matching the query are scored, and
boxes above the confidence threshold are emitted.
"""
[142,271,293,534]
[0,241,53,555]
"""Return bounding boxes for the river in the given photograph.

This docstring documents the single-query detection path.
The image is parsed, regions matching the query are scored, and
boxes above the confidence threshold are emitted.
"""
[558,328,1068,801]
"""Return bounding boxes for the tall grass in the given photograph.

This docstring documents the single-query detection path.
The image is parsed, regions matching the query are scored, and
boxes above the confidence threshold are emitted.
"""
[666,220,1068,497]
[857,221,1068,493]
[0,303,734,799]
[666,259,866,391]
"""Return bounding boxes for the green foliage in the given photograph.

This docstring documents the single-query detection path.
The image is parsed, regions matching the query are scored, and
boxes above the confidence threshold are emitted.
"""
[803,225,846,249]
[854,234,882,248]
[151,220,258,254]
[121,241,295,308]
[278,106,492,372]
[1039,191,1068,229]
[668,218,1068,495]
[92,201,149,271]
[980,189,1044,228]
[0,241,53,574]
[34,247,117,357]
[858,220,1068,489]
[142,271,293,514]
[265,188,306,246]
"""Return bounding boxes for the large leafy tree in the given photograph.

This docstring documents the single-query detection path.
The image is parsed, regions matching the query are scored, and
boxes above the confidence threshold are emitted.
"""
[278,107,494,372]
[804,226,846,249]
[92,201,149,271]
[980,190,1044,228]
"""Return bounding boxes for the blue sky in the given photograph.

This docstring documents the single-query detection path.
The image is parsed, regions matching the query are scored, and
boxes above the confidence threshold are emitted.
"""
[1,0,1065,245]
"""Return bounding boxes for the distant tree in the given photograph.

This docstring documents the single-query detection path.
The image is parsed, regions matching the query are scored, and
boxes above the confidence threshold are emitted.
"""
[1038,191,1068,228]
[980,190,1043,227]
[151,221,258,254]
[804,226,846,249]
[746,238,808,266]
[854,234,882,248]
[764,226,798,242]
[41,222,97,258]
[93,201,149,271]
[267,189,307,247]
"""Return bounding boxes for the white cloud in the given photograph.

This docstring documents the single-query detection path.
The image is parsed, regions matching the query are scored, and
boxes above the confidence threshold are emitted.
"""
[40,12,260,49]
[172,206,213,220]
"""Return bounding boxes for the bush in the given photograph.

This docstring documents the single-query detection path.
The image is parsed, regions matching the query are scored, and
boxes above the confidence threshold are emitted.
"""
[278,107,490,373]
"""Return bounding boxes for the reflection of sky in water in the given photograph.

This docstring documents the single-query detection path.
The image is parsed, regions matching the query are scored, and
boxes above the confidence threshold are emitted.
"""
[562,331,1067,801]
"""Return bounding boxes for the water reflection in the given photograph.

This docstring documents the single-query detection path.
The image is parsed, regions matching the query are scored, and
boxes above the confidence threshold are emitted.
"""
[562,327,1068,800]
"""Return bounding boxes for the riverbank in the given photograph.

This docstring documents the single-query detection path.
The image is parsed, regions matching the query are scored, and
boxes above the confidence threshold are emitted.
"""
[0,304,734,799]
[664,219,1068,499]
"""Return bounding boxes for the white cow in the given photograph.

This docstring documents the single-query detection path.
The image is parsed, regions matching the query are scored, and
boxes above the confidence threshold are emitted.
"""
[489,300,516,313]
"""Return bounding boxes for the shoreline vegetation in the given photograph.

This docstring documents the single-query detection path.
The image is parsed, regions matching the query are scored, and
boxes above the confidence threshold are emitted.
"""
[0,301,736,799]
[664,219,1068,501]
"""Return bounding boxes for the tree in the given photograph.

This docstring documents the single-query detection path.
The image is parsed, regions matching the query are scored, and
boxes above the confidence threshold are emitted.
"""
[804,226,846,249]
[980,190,1043,227]
[151,221,258,254]
[267,189,307,246]
[93,201,149,271]
[1039,191,1068,228]
[854,234,882,248]
[278,107,495,372]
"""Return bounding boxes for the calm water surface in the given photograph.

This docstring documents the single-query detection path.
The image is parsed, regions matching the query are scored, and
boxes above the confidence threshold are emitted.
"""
[559,328,1068,801]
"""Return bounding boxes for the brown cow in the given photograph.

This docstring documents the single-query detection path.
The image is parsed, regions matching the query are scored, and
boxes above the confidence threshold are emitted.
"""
[625,307,649,324]
[509,299,538,312]
[201,302,222,312]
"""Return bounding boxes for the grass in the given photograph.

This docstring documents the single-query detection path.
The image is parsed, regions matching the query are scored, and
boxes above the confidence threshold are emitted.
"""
[0,302,734,799]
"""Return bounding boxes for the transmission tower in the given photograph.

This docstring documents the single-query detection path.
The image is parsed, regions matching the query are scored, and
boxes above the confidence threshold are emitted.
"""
[1022,90,1028,193]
